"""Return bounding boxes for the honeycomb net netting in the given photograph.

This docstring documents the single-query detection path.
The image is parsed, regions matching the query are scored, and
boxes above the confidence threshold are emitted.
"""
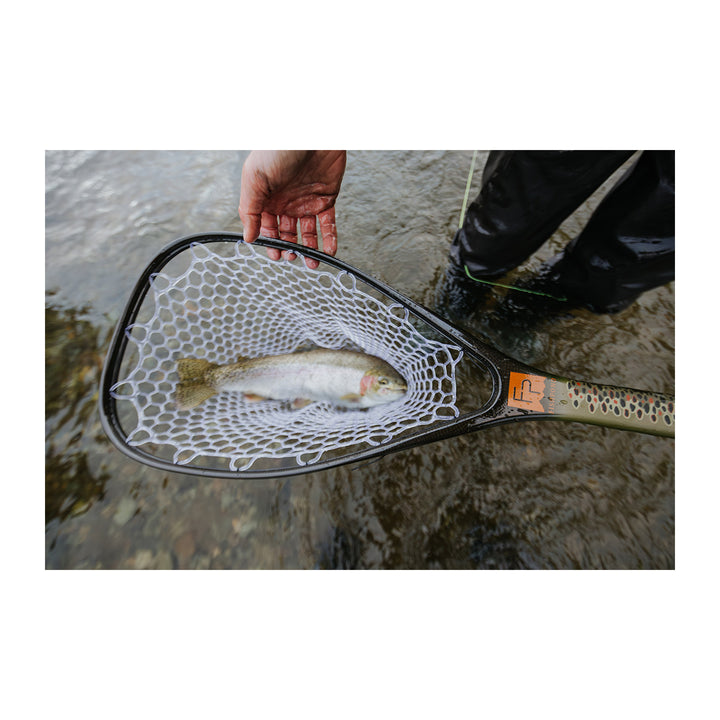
[110,240,463,471]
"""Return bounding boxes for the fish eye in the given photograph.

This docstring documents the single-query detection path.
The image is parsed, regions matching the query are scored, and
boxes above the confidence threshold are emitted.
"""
[378,377,388,385]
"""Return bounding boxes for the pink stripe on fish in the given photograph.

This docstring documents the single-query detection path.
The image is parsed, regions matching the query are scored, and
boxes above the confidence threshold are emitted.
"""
[359,374,375,396]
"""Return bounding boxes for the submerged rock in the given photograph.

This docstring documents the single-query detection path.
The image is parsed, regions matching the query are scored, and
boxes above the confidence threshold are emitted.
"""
[112,497,138,527]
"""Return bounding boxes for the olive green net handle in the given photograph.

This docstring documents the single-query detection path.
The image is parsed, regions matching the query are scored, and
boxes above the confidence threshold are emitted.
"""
[505,371,674,438]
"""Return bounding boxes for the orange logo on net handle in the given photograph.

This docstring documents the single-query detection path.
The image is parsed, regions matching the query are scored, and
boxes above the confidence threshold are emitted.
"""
[507,372,547,413]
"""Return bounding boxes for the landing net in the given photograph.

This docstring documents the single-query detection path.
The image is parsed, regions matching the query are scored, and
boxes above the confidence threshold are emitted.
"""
[110,240,462,471]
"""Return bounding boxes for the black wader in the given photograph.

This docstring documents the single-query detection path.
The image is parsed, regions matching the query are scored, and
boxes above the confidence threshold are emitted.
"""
[448,150,675,313]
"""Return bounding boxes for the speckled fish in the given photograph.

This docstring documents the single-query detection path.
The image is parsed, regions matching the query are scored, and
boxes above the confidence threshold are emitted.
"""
[175,349,407,410]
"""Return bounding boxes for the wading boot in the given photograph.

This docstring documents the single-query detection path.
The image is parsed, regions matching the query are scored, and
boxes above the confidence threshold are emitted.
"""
[434,259,493,324]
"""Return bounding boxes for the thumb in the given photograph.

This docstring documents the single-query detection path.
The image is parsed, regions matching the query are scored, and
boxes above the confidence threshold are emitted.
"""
[240,212,262,244]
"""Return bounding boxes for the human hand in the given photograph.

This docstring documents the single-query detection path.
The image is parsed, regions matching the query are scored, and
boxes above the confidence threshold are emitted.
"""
[238,150,347,269]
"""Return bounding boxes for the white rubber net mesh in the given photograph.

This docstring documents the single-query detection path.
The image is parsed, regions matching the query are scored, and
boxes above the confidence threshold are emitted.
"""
[111,240,462,471]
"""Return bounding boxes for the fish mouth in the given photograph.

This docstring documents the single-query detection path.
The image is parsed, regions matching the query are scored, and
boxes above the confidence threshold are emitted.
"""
[367,386,406,405]
[387,386,407,398]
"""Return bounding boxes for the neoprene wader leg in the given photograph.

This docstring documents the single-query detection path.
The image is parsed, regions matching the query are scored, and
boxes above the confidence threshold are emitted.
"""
[442,150,674,315]
[551,150,675,312]
[437,151,634,318]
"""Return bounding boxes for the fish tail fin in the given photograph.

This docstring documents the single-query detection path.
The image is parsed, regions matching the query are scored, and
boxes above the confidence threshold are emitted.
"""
[176,358,218,409]
[177,358,217,382]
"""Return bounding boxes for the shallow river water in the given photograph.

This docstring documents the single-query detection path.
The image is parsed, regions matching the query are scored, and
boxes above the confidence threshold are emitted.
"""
[45,150,674,569]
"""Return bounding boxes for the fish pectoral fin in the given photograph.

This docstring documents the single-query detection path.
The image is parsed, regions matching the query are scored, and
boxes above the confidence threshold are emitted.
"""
[291,398,312,410]
[176,382,217,410]
[243,393,267,403]
[340,393,362,403]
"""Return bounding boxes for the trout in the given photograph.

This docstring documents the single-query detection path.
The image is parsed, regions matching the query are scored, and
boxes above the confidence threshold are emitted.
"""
[176,349,407,410]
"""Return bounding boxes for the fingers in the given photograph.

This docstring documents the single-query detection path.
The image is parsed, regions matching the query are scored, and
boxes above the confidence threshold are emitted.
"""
[318,207,338,257]
[299,216,319,269]
[278,215,298,244]
[245,210,337,269]
[278,215,298,261]
[261,212,281,261]
[299,216,318,249]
